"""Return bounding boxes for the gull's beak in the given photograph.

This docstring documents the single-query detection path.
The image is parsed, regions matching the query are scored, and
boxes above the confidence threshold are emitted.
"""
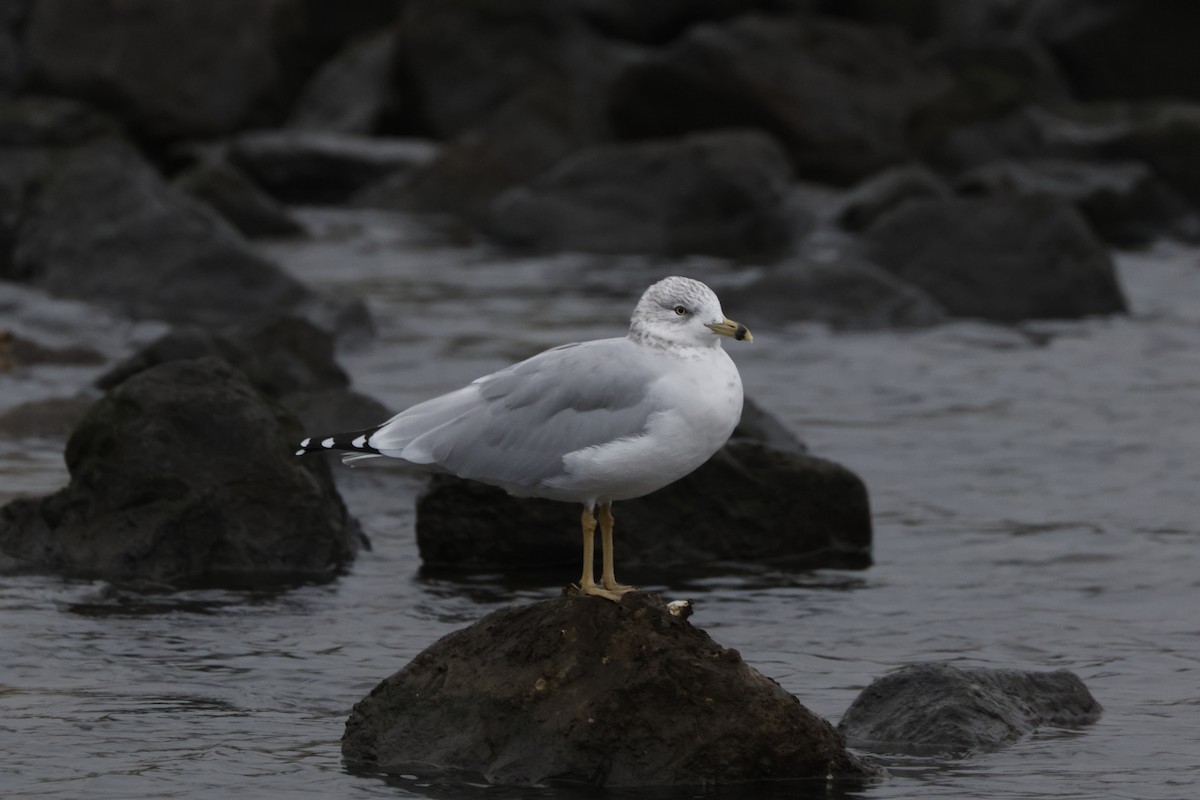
[706,317,753,342]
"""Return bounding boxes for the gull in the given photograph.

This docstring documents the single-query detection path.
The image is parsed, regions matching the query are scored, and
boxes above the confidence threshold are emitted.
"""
[296,276,751,601]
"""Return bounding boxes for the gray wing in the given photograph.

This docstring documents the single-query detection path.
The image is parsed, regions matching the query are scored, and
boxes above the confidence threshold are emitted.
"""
[371,338,664,488]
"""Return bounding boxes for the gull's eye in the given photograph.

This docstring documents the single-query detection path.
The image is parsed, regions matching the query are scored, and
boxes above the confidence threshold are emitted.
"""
[674,305,688,316]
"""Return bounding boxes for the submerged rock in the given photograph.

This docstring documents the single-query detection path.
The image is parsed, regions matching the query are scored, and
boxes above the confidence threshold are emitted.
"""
[0,357,361,585]
[415,399,872,573]
[838,662,1103,755]
[343,592,875,786]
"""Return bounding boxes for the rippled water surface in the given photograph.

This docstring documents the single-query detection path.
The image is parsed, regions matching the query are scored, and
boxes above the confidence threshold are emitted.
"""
[2,209,1198,799]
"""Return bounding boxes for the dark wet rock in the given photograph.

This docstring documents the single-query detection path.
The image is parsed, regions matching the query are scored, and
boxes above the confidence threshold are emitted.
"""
[396,0,596,139]
[608,14,952,184]
[486,130,795,257]
[24,0,298,140]
[0,357,361,585]
[837,164,953,232]
[838,662,1103,755]
[576,0,793,45]
[95,318,387,434]
[358,79,593,224]
[864,196,1127,322]
[956,157,1194,246]
[1095,104,1200,207]
[0,0,28,93]
[342,592,875,786]
[1028,0,1200,103]
[174,159,305,239]
[0,95,119,147]
[4,139,337,330]
[287,30,400,136]
[415,398,872,573]
[722,257,947,330]
[227,130,442,205]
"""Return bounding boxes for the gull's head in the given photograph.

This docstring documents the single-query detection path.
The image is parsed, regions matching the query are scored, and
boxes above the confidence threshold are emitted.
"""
[628,276,752,349]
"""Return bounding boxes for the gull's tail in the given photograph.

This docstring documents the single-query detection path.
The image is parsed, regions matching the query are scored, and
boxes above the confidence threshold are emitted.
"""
[295,427,385,465]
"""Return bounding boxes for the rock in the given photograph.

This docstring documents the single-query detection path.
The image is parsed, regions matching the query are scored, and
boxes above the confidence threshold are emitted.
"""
[0,357,361,585]
[4,139,336,330]
[228,130,442,204]
[607,14,952,184]
[342,592,875,786]
[837,163,953,232]
[956,157,1193,246]
[838,663,1103,755]
[486,130,796,257]
[415,398,873,573]
[357,79,592,223]
[1028,0,1200,103]
[0,0,28,92]
[24,0,299,140]
[864,196,1127,321]
[396,0,592,139]
[0,94,119,147]
[722,257,947,330]
[287,29,400,135]
[174,159,305,238]
[1095,103,1200,207]
[95,317,388,434]
[576,0,790,45]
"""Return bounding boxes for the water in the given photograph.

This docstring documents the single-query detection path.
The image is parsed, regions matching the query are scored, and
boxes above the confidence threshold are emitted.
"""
[2,209,1198,799]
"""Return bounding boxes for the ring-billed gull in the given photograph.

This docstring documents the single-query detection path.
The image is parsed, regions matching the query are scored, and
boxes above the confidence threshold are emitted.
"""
[296,276,751,600]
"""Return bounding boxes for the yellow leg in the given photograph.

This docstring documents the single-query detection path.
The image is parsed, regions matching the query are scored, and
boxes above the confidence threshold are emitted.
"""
[599,503,636,595]
[577,505,622,601]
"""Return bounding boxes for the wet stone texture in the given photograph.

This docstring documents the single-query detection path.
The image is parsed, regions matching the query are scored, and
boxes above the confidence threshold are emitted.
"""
[0,356,361,586]
[343,592,876,787]
[838,662,1103,756]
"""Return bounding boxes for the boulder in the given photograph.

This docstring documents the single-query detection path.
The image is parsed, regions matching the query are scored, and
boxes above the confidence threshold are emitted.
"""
[956,157,1194,245]
[95,318,389,434]
[24,0,298,140]
[486,130,796,257]
[357,79,592,224]
[227,130,442,204]
[0,357,362,585]
[22,0,399,141]
[415,398,873,573]
[721,257,947,330]
[343,592,875,786]
[575,0,790,45]
[174,159,305,238]
[838,663,1103,755]
[837,163,953,232]
[0,94,119,147]
[396,0,595,139]
[1028,0,1200,103]
[607,14,952,184]
[864,196,1127,321]
[1096,103,1200,206]
[287,29,400,135]
[4,139,343,330]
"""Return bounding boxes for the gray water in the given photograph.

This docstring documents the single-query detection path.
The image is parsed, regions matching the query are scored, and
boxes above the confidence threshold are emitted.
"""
[2,208,1198,799]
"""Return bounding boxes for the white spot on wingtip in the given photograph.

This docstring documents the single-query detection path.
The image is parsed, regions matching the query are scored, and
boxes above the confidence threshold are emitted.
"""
[352,435,366,448]
[294,449,304,456]
[321,437,334,448]
[300,437,311,447]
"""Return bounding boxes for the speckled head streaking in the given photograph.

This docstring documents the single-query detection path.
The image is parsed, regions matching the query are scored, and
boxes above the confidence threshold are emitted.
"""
[628,276,752,349]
